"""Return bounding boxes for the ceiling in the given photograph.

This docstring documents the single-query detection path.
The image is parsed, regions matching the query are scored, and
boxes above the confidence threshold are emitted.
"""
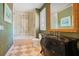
[51,3,72,12]
[13,3,71,12]
[13,3,43,12]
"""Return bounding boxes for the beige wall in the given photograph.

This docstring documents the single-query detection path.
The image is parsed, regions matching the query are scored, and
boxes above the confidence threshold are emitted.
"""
[28,11,36,36]
[13,11,28,36]
[13,10,36,38]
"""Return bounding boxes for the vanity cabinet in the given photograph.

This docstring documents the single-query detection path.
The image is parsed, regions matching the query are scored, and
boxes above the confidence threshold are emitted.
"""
[40,33,79,56]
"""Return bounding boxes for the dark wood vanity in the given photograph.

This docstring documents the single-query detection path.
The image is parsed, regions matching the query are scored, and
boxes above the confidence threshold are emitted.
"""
[40,33,79,56]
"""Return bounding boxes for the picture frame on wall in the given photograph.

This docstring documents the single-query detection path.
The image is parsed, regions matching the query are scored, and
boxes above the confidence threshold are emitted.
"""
[4,3,12,23]
[60,16,72,27]
[58,6,73,29]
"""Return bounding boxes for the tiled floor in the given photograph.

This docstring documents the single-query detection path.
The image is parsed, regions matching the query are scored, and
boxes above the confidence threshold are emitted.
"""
[6,39,42,56]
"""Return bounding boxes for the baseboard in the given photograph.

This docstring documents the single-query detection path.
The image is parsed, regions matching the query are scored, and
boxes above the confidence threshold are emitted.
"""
[5,44,14,56]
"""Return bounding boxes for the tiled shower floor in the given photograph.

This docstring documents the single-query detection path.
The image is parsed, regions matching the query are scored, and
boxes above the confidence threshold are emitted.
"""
[6,39,42,56]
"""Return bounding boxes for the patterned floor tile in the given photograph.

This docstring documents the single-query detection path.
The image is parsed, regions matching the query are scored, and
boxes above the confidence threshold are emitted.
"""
[6,39,42,56]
